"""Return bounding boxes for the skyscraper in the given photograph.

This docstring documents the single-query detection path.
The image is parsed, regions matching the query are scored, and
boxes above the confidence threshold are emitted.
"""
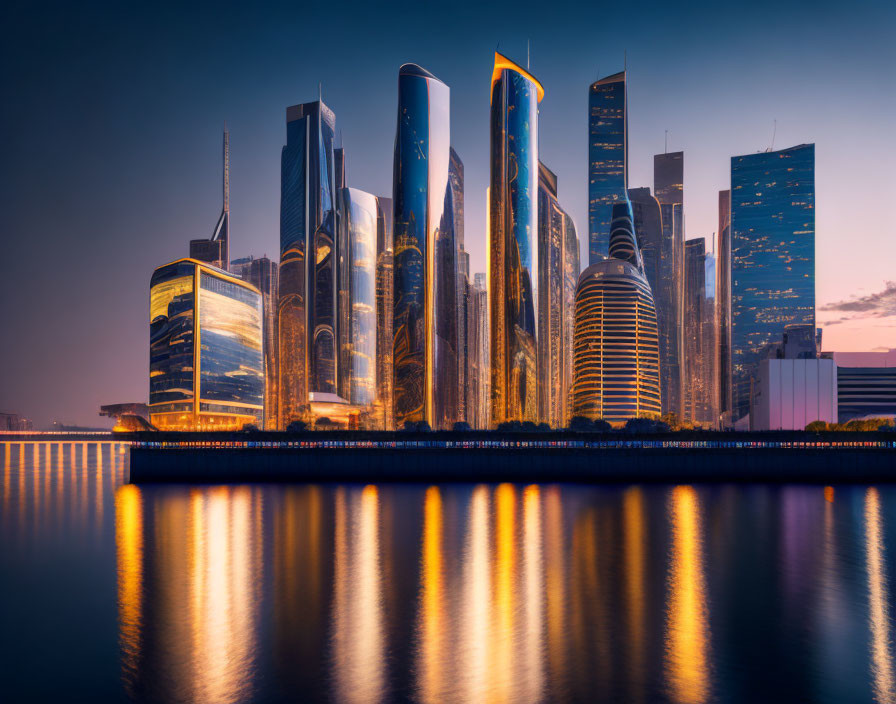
[450,148,467,424]
[392,63,457,430]
[230,255,280,430]
[489,52,542,427]
[470,272,490,428]
[375,196,394,430]
[652,152,686,418]
[337,187,378,408]
[716,189,733,424]
[190,128,230,270]
[149,258,264,431]
[588,71,627,264]
[572,201,661,423]
[730,144,815,421]
[537,161,579,427]
[683,238,717,427]
[278,100,337,427]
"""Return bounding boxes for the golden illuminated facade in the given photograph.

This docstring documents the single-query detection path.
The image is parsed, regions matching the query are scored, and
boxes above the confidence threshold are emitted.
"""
[149,258,264,431]
[572,202,661,423]
[537,161,580,427]
[489,52,543,427]
[375,197,394,429]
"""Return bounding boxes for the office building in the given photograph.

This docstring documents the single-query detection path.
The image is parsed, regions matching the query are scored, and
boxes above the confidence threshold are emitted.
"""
[751,358,836,431]
[572,201,661,424]
[683,238,717,427]
[189,129,231,270]
[149,258,264,430]
[230,255,279,429]
[469,273,490,428]
[278,99,337,427]
[489,52,542,426]
[375,197,394,430]
[451,149,467,424]
[337,187,378,410]
[731,144,815,421]
[392,63,458,430]
[717,189,733,424]
[588,71,627,264]
[538,161,580,427]
[825,349,896,423]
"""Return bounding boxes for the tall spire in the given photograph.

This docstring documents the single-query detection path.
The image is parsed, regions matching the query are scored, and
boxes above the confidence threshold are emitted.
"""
[223,125,230,214]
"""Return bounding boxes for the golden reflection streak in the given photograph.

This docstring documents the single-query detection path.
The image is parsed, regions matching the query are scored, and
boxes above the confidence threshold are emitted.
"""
[334,486,386,704]
[3,443,10,517]
[18,444,25,534]
[665,485,711,704]
[32,443,42,534]
[491,483,516,703]
[418,486,447,703]
[79,445,88,528]
[462,485,491,702]
[865,488,895,704]
[543,486,567,691]
[522,485,545,701]
[116,484,143,691]
[624,486,647,701]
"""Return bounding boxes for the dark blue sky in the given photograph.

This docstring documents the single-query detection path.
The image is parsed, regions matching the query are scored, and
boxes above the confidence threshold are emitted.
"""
[2,0,894,427]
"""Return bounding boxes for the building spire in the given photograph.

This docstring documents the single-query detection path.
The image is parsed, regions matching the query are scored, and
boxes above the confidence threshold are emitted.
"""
[223,124,230,214]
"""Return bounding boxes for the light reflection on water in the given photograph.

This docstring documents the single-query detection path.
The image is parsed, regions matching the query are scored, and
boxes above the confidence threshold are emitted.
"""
[2,441,896,703]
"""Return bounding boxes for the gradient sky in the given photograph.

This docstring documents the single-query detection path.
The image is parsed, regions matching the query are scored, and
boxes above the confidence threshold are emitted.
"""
[1,0,894,428]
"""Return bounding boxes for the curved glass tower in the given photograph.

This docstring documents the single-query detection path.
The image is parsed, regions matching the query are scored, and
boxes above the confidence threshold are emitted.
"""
[278,100,337,427]
[337,187,378,408]
[392,63,455,429]
[489,52,543,426]
[150,258,264,430]
[572,202,661,423]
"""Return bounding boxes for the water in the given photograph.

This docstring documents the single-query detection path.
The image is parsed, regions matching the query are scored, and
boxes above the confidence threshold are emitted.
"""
[2,441,896,703]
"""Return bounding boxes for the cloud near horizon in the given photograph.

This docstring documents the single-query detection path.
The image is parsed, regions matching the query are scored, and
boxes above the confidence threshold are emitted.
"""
[819,282,896,325]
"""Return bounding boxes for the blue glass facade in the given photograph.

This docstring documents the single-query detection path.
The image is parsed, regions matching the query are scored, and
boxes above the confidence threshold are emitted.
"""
[150,259,264,430]
[730,144,815,421]
[588,71,627,265]
[279,100,337,426]
[392,63,452,428]
[490,52,542,426]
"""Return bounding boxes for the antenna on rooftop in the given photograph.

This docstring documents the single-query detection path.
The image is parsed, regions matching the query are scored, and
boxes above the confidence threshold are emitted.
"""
[769,119,777,152]
[318,81,322,103]
[664,129,669,154]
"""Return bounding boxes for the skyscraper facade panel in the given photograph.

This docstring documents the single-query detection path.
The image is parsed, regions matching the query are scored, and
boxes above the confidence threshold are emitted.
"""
[654,151,683,205]
[489,52,541,426]
[683,239,718,426]
[375,196,394,429]
[730,143,815,421]
[588,71,627,265]
[150,259,264,431]
[717,189,733,423]
[392,63,454,429]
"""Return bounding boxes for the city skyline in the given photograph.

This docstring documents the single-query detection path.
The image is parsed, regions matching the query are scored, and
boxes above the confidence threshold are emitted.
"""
[2,0,894,427]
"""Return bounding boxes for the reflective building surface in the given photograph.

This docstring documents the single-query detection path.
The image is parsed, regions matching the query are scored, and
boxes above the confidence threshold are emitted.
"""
[538,162,580,428]
[683,239,718,427]
[5,449,893,703]
[337,187,378,408]
[375,197,394,429]
[392,63,455,429]
[149,258,264,430]
[573,202,662,423]
[489,52,542,426]
[717,190,733,425]
[730,144,815,421]
[279,100,337,427]
[588,71,627,265]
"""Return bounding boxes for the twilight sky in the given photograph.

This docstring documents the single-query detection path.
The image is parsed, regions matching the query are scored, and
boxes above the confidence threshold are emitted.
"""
[1,0,894,428]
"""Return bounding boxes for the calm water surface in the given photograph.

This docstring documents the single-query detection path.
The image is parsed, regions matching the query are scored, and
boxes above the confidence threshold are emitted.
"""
[2,441,896,703]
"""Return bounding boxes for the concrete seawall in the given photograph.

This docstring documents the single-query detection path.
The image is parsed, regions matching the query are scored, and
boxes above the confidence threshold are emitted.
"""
[129,446,896,483]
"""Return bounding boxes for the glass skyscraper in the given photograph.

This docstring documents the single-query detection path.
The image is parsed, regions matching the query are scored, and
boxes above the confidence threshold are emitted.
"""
[337,187,378,408]
[538,161,579,428]
[278,100,337,427]
[149,258,264,431]
[588,71,627,265]
[683,238,718,427]
[572,201,661,423]
[730,144,815,421]
[716,189,733,424]
[375,196,394,430]
[392,63,456,429]
[489,52,542,426]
